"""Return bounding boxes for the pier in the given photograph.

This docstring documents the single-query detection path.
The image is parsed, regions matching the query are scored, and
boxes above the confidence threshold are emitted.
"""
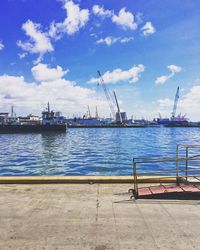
[1,144,200,249]
[1,181,200,249]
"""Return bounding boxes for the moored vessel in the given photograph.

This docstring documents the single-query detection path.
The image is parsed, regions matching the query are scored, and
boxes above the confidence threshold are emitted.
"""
[0,103,66,133]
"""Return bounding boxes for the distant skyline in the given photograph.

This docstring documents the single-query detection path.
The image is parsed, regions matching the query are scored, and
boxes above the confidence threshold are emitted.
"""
[0,0,200,120]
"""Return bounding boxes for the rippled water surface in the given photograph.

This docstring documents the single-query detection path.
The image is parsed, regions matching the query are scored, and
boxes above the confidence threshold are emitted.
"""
[0,127,200,176]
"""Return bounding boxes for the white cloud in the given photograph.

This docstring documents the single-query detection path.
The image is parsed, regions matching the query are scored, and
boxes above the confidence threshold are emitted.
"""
[89,65,145,84]
[120,37,134,43]
[17,20,54,63]
[96,36,134,46]
[92,5,113,18]
[112,8,137,30]
[155,64,182,85]
[92,5,138,31]
[31,63,69,82]
[141,21,156,36]
[179,85,200,121]
[167,65,182,74]
[49,0,89,38]
[0,40,4,50]
[18,52,27,59]
[155,75,171,85]
[96,37,117,46]
[158,98,173,108]
[0,67,108,117]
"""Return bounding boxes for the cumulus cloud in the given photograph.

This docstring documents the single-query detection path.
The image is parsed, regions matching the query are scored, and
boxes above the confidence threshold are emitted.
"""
[17,20,54,64]
[179,85,200,121]
[112,8,137,30]
[155,65,182,85]
[18,52,27,59]
[96,36,134,46]
[49,0,89,38]
[92,5,138,31]
[92,5,113,18]
[168,65,182,74]
[0,40,4,50]
[158,98,173,108]
[31,63,69,82]
[141,21,156,36]
[0,66,108,117]
[89,65,145,84]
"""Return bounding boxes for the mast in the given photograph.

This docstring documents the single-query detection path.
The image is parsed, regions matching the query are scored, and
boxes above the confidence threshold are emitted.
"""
[97,70,116,119]
[113,91,120,113]
[47,102,50,113]
[113,90,122,123]
[95,106,99,119]
[11,105,14,117]
[87,106,91,118]
[171,86,179,119]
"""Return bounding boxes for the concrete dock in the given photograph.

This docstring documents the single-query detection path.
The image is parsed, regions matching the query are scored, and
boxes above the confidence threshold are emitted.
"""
[0,183,200,250]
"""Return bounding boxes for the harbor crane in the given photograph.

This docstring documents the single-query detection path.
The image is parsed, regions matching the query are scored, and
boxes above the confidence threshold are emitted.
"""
[113,90,123,123]
[97,70,116,119]
[11,105,14,117]
[87,106,91,118]
[95,106,99,119]
[171,86,179,119]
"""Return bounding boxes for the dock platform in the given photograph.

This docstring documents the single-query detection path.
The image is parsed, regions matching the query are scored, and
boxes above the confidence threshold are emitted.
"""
[1,181,200,249]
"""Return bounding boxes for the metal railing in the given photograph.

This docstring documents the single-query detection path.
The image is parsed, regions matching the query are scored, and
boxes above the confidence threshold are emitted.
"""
[176,144,200,182]
[132,144,200,199]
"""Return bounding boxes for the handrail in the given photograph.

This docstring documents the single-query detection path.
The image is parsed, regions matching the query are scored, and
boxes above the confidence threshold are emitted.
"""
[177,144,200,181]
[133,156,200,164]
[177,144,200,148]
[132,144,200,199]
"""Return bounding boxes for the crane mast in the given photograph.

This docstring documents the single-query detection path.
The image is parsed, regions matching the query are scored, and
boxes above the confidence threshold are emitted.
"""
[95,106,99,119]
[113,91,120,113]
[113,90,123,123]
[87,106,91,118]
[171,86,179,119]
[97,70,116,119]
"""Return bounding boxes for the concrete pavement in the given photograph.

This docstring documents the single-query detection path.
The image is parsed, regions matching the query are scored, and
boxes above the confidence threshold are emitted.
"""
[0,183,200,250]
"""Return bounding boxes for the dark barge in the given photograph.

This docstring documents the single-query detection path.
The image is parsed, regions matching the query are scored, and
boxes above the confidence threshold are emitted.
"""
[0,124,66,133]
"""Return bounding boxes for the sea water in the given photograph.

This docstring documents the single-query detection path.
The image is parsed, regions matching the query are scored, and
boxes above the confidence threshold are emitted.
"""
[0,127,200,176]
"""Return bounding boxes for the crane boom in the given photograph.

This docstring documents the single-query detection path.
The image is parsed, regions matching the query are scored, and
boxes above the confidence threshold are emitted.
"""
[113,90,123,123]
[97,70,116,119]
[171,86,179,119]
[113,91,120,113]
[87,106,91,118]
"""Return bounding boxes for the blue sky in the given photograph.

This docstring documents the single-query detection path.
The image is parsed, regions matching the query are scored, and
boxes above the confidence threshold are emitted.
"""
[0,0,200,120]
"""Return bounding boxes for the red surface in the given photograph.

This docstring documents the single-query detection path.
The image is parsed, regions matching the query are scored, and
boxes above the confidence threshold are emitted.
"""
[165,186,183,193]
[150,186,166,194]
[138,187,152,196]
[180,185,200,192]
[137,184,200,197]
[194,185,200,190]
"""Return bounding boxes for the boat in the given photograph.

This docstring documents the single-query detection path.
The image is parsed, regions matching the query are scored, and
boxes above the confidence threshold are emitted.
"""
[0,103,66,133]
[165,121,200,127]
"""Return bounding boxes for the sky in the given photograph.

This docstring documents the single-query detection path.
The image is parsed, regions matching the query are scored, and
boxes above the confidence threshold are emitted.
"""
[0,0,200,120]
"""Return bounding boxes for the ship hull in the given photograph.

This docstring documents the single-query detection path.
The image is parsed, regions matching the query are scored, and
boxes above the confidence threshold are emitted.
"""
[164,122,200,127]
[0,124,66,133]
[67,124,148,128]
